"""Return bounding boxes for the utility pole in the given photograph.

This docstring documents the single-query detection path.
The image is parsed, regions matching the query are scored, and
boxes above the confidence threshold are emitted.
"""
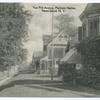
[51,11,54,80]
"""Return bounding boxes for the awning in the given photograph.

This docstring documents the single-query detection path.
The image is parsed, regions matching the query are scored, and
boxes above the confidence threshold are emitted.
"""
[61,48,83,64]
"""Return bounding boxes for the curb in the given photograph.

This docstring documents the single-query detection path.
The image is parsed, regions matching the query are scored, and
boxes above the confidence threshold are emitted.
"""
[0,77,14,91]
[0,77,12,86]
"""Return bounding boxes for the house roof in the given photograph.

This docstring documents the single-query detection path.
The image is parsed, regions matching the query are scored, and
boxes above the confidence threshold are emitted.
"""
[80,3,100,20]
[61,48,83,64]
[48,32,68,47]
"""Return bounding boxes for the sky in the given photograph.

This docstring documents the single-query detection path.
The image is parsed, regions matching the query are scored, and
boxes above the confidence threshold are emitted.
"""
[23,3,87,62]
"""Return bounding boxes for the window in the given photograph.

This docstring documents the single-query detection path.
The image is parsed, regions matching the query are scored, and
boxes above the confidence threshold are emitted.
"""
[88,18,99,38]
[78,27,82,41]
[82,24,86,38]
[48,47,64,59]
[89,21,94,37]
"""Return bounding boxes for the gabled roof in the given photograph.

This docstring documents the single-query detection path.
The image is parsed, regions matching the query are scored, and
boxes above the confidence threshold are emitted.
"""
[47,32,68,47]
[80,3,100,20]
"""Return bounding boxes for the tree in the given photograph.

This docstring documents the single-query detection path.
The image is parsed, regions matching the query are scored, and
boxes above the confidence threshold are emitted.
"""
[54,14,78,52]
[0,3,31,71]
[55,14,77,38]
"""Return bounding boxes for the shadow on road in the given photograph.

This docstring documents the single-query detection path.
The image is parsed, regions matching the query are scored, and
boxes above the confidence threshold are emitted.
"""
[12,79,61,85]
[42,83,100,96]
[24,85,62,92]
[11,79,62,92]
[11,78,100,96]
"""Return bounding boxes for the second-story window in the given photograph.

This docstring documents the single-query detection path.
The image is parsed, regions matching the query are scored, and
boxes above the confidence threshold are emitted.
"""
[83,24,86,39]
[89,21,94,37]
[88,18,99,38]
[94,19,99,36]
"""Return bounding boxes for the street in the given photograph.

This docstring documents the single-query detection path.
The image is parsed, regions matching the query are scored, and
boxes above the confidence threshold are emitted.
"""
[0,73,99,97]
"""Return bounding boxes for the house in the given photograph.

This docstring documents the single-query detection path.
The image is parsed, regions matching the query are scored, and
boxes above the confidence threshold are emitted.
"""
[77,3,100,72]
[62,3,100,70]
[70,3,100,85]
[39,35,52,74]
[40,32,68,75]
[47,32,68,60]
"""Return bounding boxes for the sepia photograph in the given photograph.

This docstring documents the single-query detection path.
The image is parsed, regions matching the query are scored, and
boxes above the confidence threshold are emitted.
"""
[0,2,99,97]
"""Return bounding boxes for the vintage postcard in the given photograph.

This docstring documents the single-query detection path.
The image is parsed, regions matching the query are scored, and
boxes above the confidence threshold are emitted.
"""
[0,2,99,98]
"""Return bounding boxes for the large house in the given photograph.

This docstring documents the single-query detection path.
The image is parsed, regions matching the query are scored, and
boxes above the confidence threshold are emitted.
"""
[40,32,68,74]
[77,3,100,72]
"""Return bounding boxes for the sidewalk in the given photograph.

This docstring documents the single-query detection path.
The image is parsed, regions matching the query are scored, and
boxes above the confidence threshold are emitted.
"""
[0,76,13,93]
[0,77,12,87]
[0,71,14,91]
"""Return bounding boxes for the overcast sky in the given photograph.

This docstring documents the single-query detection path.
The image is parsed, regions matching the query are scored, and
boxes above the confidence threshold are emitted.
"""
[23,3,87,62]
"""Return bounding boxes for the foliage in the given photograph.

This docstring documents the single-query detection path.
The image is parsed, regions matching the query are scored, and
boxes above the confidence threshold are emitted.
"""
[0,4,31,71]
[55,14,77,38]
[80,67,99,86]
[62,64,77,84]
[77,39,100,66]
[76,39,100,86]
